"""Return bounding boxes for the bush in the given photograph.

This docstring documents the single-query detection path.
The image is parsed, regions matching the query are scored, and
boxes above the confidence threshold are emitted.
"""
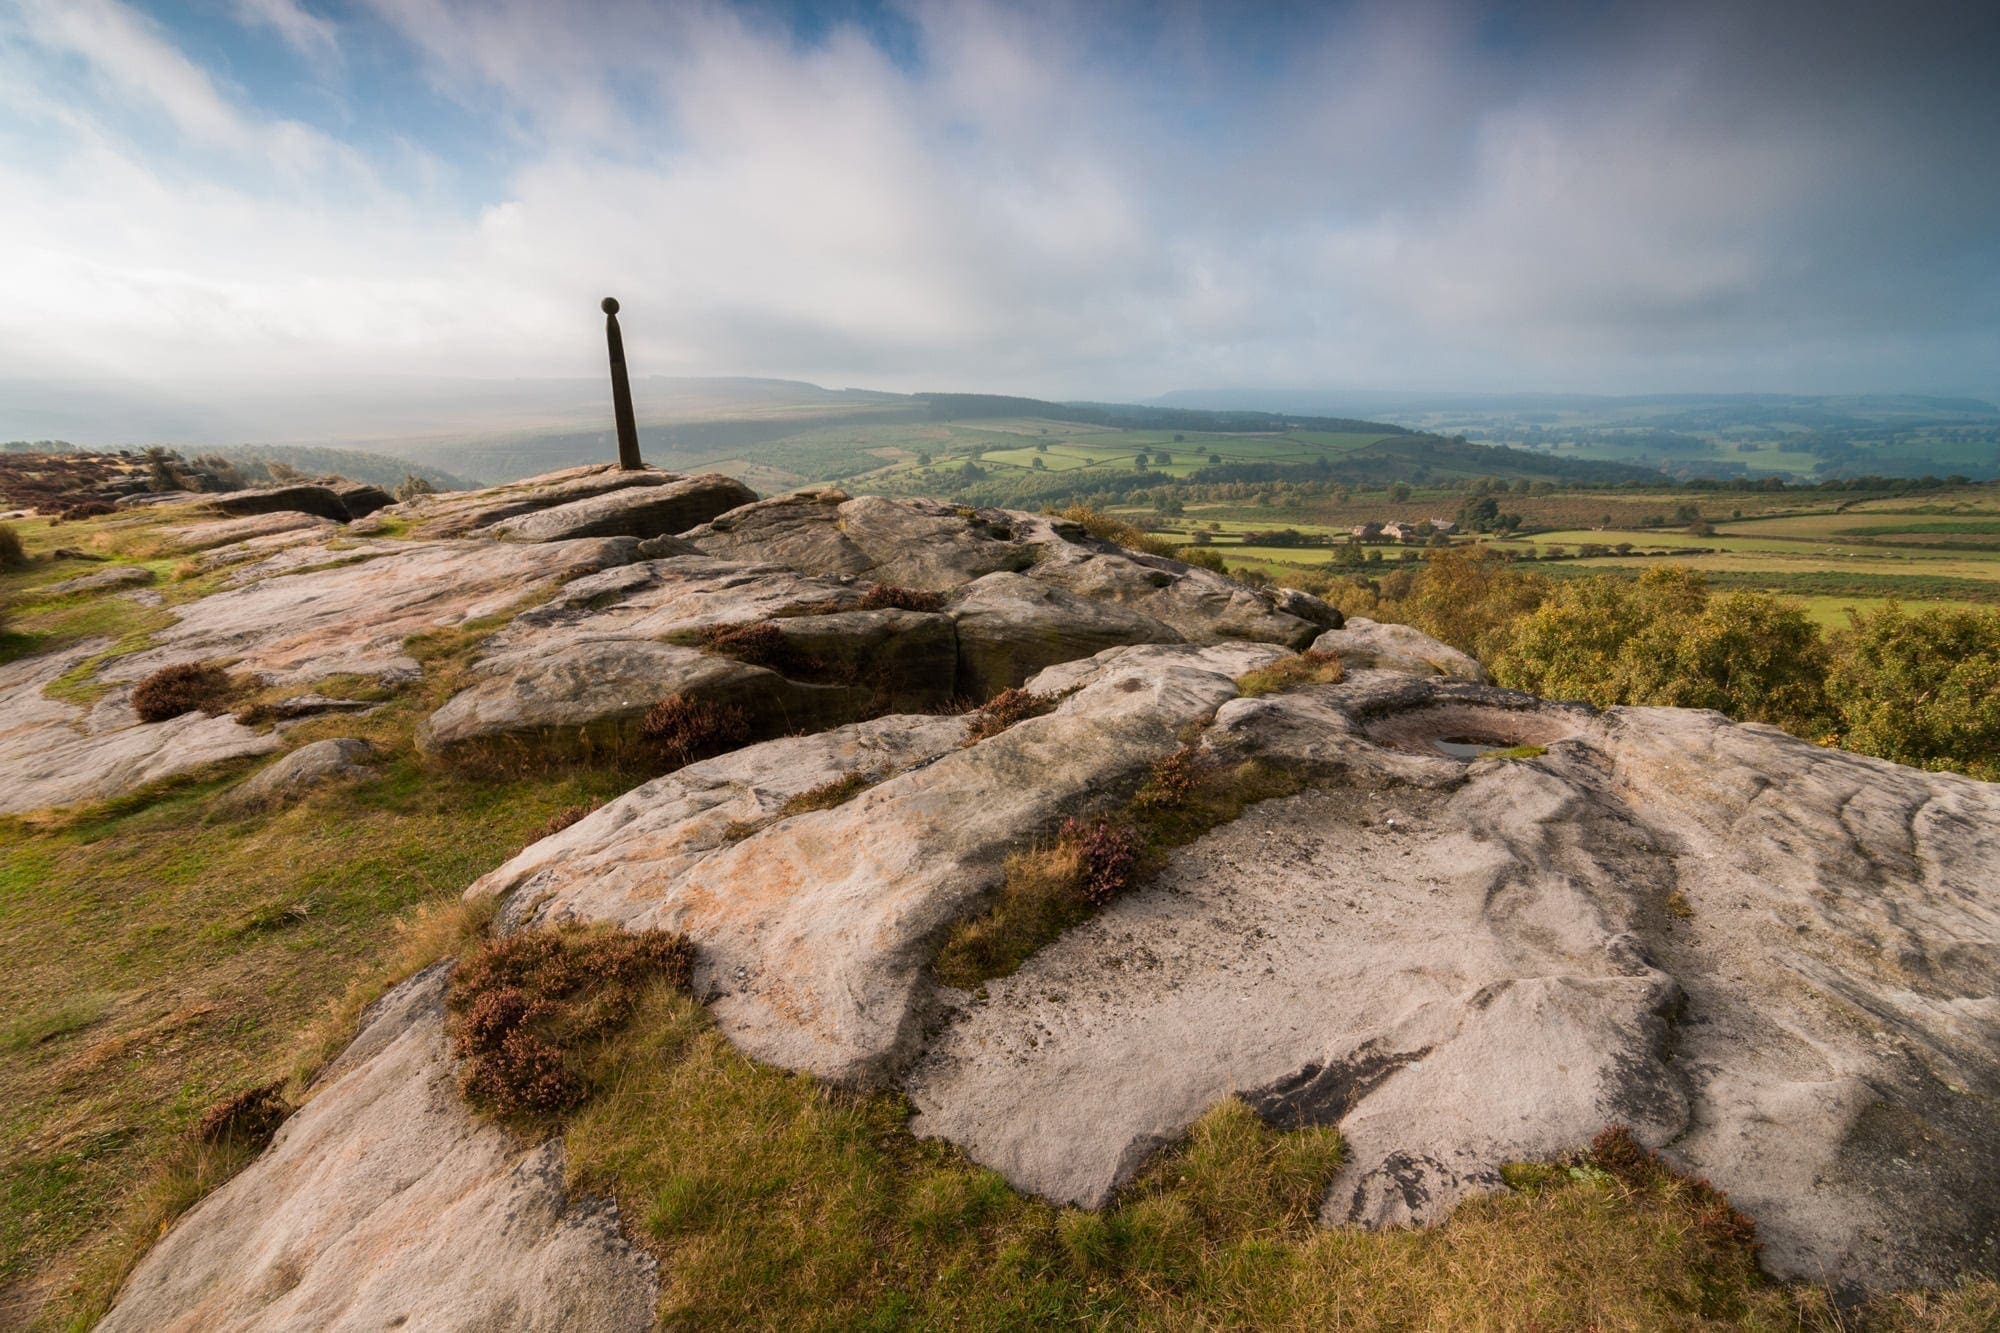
[963,687,1061,743]
[1394,548,1549,663]
[1059,816,1141,906]
[1175,545,1229,574]
[859,583,946,613]
[777,771,875,816]
[1826,603,2000,779]
[131,662,235,722]
[191,1081,290,1149]
[447,927,696,1119]
[1495,569,1829,733]
[0,520,25,567]
[640,694,752,767]
[59,500,115,521]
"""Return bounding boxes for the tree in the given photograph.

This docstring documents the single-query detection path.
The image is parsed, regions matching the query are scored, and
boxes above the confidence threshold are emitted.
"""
[1031,456,1046,470]
[1826,604,2000,779]
[1396,548,1549,663]
[394,473,437,502]
[1495,567,1828,734]
[1389,482,1412,502]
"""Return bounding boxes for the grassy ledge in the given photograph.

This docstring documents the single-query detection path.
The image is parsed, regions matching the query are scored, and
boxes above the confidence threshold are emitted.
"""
[932,746,1305,990]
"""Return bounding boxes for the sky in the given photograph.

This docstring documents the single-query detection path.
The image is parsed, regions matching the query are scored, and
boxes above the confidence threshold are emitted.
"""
[2,0,1998,410]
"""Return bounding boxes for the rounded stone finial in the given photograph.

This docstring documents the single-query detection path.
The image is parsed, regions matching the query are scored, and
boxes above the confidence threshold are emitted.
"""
[601,297,620,315]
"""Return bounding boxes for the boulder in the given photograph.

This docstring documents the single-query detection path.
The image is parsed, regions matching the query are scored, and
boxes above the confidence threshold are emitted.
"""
[97,965,657,1333]
[358,465,687,539]
[488,474,757,543]
[41,564,156,597]
[1312,616,1486,681]
[202,485,352,523]
[103,537,640,688]
[227,738,376,809]
[0,643,282,816]
[327,481,394,520]
[416,639,870,757]
[949,571,1183,698]
[684,492,1038,589]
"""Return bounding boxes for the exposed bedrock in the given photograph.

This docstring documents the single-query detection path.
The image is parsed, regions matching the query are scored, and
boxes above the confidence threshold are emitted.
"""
[463,649,1998,1289]
[97,965,657,1333]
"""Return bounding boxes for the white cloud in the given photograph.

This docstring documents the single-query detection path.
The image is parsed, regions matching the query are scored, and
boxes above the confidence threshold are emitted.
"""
[233,0,340,62]
[0,0,1994,403]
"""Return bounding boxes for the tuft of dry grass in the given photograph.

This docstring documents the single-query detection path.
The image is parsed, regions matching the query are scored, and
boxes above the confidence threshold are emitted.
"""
[696,620,825,676]
[935,755,1305,990]
[963,687,1061,743]
[0,520,26,568]
[1235,649,1346,698]
[859,583,947,613]
[446,926,696,1121]
[130,661,237,722]
[640,694,753,768]
[777,771,877,817]
[1046,504,1182,559]
[191,1081,290,1150]
[523,798,603,844]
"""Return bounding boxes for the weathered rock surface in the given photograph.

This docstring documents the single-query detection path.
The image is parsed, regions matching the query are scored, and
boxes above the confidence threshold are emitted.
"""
[41,564,156,597]
[950,570,1182,696]
[1312,615,1487,681]
[106,537,639,687]
[458,638,1998,1289]
[417,638,868,756]
[469,642,1290,1084]
[358,464,681,539]
[681,493,1324,650]
[488,473,756,543]
[161,511,339,554]
[202,484,352,523]
[99,965,656,1332]
[0,644,282,816]
[228,738,376,809]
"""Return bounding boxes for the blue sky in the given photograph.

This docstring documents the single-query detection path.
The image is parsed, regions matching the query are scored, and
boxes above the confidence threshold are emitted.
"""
[2,0,1997,404]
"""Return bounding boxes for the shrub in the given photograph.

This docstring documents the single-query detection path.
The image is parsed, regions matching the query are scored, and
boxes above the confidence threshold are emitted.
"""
[1495,568,1829,733]
[526,798,602,844]
[192,1080,290,1148]
[59,500,115,521]
[1175,545,1229,574]
[1134,744,1208,809]
[963,687,1061,743]
[1394,547,1549,663]
[859,583,946,613]
[1060,816,1141,906]
[131,662,235,722]
[697,621,822,675]
[0,520,25,567]
[1236,649,1345,698]
[640,694,752,767]
[447,927,696,1119]
[1825,602,2000,780]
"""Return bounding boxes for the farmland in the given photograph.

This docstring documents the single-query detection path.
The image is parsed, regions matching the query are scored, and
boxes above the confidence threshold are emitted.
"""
[1120,486,2000,627]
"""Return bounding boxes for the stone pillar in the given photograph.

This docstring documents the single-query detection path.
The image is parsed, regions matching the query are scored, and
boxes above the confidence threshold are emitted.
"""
[602,297,643,471]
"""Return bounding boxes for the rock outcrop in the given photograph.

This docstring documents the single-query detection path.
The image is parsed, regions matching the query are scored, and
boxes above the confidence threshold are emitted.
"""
[25,465,1989,1324]
[227,737,377,809]
[99,965,657,1333]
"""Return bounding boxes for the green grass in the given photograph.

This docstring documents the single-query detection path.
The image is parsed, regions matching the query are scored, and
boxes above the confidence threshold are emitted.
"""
[559,987,1997,1330]
[0,598,651,1328]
